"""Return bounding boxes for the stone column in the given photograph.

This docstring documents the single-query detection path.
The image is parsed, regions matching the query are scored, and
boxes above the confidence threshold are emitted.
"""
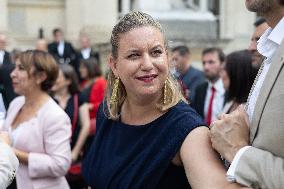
[133,0,171,11]
[121,0,131,14]
[65,0,118,45]
[219,0,255,51]
[199,0,208,12]
[0,0,8,32]
[65,0,83,43]
[220,0,255,39]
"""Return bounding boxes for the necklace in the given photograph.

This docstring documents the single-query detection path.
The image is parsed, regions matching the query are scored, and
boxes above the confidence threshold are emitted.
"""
[245,60,266,111]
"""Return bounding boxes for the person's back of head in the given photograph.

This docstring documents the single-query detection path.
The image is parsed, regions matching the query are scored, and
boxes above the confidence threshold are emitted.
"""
[223,50,257,103]
[36,39,48,52]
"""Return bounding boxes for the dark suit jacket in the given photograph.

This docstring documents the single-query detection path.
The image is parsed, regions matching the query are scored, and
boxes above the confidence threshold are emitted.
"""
[0,51,17,109]
[192,82,228,120]
[0,51,12,65]
[191,82,208,119]
[48,41,79,74]
[180,66,205,103]
[77,49,100,65]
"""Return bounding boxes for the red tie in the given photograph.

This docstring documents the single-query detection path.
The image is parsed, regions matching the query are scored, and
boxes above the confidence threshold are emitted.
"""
[206,86,216,126]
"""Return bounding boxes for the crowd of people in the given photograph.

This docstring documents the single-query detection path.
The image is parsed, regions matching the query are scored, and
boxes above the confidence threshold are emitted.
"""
[0,0,284,188]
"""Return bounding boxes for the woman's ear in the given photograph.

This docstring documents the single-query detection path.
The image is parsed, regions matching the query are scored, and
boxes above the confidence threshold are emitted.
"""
[65,78,72,86]
[109,55,119,77]
[36,72,47,85]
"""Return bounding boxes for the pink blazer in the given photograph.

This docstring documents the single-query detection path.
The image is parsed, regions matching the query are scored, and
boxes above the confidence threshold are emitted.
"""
[2,96,72,189]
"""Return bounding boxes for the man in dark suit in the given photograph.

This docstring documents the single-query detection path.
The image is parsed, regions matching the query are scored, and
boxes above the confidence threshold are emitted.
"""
[192,47,226,125]
[0,34,11,65]
[48,28,78,74]
[77,35,100,65]
[0,34,17,110]
[171,45,205,102]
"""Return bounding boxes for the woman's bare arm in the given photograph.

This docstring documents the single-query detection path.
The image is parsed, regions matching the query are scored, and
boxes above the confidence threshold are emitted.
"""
[71,103,90,162]
[180,126,250,189]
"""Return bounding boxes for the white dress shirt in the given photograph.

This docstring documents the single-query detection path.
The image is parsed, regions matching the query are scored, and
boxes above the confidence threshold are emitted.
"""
[81,48,91,59]
[0,93,5,113]
[204,78,225,123]
[0,50,4,64]
[227,16,284,182]
[57,41,65,56]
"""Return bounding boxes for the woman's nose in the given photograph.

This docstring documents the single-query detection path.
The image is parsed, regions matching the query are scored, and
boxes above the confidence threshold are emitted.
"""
[10,68,16,78]
[141,54,154,70]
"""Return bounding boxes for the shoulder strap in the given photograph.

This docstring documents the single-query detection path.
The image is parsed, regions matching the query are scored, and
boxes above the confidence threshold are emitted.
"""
[72,94,79,135]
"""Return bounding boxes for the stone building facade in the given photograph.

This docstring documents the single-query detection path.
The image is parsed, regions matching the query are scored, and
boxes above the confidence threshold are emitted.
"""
[0,0,256,71]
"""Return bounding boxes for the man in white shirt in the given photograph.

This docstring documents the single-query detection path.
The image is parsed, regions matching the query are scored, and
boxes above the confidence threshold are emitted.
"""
[47,28,78,73]
[0,33,14,110]
[0,34,11,65]
[0,132,19,189]
[77,35,100,65]
[210,0,284,188]
[193,47,226,126]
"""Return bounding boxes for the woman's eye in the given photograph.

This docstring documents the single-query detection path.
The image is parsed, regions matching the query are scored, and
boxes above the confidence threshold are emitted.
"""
[127,53,139,59]
[152,50,162,57]
[18,65,25,70]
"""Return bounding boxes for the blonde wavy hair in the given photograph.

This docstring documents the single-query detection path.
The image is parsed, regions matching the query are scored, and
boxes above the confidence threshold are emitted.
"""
[106,11,187,120]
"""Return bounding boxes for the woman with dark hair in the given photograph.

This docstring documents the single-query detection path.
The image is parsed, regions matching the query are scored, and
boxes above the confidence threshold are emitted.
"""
[79,58,100,90]
[52,64,90,189]
[221,50,258,113]
[1,50,71,189]
[79,58,106,138]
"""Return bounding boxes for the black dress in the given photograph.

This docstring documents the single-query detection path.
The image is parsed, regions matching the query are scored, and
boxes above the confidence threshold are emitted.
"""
[82,101,205,189]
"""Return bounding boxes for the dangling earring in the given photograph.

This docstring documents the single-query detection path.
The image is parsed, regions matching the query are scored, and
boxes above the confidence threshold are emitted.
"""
[110,77,120,106]
[163,78,169,104]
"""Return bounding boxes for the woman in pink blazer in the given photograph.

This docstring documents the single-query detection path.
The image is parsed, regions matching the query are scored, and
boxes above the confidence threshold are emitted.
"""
[2,50,71,189]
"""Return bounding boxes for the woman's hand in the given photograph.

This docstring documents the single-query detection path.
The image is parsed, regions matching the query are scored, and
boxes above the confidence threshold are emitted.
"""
[87,103,94,111]
[71,150,79,163]
[13,148,29,164]
[0,131,11,146]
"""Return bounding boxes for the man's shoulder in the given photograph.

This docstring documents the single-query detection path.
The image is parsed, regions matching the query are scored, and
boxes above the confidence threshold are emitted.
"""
[196,81,208,90]
[185,66,204,78]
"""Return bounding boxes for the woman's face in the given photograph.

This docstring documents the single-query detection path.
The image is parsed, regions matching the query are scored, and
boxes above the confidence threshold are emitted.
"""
[110,26,169,100]
[220,66,230,90]
[51,70,70,93]
[79,63,88,79]
[10,60,39,95]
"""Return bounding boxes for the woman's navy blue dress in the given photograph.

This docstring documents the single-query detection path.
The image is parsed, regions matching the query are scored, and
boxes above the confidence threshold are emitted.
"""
[82,101,205,189]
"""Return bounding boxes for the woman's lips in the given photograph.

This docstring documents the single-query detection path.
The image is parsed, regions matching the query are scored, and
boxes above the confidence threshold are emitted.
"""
[12,82,18,87]
[136,74,158,83]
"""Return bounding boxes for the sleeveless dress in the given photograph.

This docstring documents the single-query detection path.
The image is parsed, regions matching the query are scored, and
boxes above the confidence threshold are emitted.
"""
[82,101,205,189]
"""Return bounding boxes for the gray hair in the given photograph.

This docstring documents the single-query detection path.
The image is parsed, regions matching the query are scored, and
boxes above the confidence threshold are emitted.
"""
[110,11,166,59]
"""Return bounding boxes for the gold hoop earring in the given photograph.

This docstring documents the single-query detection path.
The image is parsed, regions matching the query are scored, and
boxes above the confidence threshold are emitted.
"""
[163,78,169,104]
[110,77,120,106]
